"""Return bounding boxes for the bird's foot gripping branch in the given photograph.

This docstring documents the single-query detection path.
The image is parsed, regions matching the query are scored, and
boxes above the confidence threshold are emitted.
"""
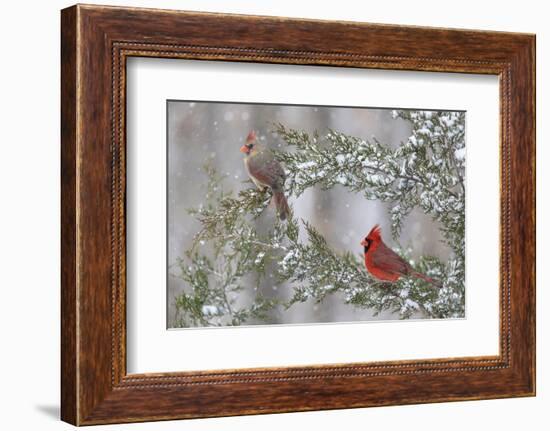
[172,110,465,327]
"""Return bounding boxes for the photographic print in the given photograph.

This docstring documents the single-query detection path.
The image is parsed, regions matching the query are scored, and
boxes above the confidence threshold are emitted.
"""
[60,7,535,423]
[168,101,465,328]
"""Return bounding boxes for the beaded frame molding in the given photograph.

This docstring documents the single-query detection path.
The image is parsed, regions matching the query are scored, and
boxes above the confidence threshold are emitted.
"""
[61,4,535,425]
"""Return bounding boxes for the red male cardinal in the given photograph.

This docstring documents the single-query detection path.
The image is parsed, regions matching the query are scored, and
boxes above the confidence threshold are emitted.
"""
[240,130,290,220]
[361,225,442,288]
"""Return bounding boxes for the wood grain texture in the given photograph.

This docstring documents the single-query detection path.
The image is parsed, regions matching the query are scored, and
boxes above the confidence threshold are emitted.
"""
[60,4,536,425]
[60,5,78,425]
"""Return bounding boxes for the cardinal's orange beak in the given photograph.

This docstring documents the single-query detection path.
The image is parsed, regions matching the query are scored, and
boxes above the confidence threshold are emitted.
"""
[240,145,249,154]
[360,239,367,246]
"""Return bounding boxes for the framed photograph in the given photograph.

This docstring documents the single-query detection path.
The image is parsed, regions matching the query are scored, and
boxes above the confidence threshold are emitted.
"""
[61,4,535,425]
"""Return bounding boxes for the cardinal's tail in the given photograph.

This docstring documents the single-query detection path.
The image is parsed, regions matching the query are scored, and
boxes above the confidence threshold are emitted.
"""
[273,191,290,221]
[411,271,443,289]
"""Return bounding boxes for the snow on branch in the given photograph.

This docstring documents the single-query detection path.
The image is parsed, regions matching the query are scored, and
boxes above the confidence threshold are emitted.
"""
[171,110,465,327]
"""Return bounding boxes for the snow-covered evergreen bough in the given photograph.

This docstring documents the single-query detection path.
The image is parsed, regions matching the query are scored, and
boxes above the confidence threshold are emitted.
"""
[172,110,465,327]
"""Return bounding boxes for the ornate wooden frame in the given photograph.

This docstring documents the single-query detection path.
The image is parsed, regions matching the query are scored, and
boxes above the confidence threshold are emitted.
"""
[61,4,535,425]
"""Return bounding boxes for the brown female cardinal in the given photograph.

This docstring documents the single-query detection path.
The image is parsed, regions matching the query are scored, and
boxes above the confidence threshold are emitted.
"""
[240,130,290,220]
[361,225,442,288]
